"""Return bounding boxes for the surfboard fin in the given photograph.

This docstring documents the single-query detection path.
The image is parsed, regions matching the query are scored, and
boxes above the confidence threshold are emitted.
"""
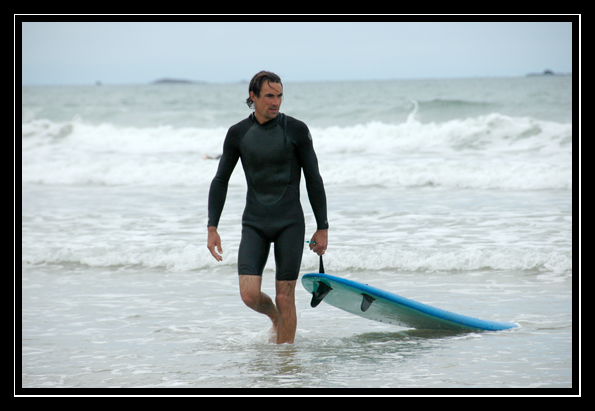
[310,281,333,308]
[361,294,375,312]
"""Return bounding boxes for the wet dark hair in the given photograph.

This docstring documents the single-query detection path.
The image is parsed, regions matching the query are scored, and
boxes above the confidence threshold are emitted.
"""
[245,70,283,108]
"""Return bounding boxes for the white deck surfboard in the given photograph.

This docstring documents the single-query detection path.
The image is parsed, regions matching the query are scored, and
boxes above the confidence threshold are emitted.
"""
[302,273,518,332]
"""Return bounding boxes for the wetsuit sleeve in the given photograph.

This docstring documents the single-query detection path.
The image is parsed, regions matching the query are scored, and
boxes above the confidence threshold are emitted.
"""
[207,127,240,227]
[294,123,329,230]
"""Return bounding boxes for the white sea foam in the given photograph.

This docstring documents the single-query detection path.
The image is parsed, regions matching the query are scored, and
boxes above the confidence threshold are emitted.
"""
[21,237,572,276]
[21,112,572,190]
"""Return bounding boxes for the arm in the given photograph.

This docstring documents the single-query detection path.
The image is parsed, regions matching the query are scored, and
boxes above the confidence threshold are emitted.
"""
[296,127,328,231]
[207,127,240,261]
[294,122,329,255]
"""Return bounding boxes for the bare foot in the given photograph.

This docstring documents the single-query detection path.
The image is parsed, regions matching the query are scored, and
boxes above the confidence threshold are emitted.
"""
[268,319,279,343]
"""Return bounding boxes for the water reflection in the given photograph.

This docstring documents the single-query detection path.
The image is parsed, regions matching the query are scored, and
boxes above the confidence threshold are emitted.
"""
[352,328,474,342]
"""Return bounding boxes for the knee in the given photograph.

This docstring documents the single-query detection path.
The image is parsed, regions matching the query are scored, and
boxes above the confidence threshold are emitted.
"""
[275,291,295,311]
[241,289,259,308]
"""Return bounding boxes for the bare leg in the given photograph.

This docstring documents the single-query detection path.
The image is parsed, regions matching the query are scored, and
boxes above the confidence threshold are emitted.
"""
[275,280,297,344]
[239,275,279,336]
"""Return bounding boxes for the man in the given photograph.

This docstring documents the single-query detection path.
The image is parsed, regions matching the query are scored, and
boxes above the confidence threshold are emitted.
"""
[207,71,329,344]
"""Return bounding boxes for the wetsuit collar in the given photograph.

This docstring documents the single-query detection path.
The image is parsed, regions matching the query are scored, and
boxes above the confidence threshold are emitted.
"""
[250,112,282,129]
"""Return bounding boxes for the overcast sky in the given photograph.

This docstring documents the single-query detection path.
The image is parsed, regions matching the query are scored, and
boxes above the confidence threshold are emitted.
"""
[20,20,575,85]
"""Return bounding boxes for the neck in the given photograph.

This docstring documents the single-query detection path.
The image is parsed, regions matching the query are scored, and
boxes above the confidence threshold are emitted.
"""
[254,112,268,124]
[253,112,279,126]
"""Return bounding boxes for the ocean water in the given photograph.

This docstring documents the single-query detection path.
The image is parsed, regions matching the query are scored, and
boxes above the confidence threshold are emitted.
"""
[20,76,574,392]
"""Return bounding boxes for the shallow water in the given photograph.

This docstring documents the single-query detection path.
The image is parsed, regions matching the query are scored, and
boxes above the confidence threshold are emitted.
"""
[22,258,571,390]
[21,184,573,391]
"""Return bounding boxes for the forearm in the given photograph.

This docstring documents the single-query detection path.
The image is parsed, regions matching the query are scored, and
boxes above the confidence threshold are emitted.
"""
[306,182,329,230]
[207,177,228,228]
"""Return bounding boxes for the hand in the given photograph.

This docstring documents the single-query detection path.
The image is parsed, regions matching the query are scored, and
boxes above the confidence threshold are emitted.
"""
[207,226,223,261]
[309,229,328,256]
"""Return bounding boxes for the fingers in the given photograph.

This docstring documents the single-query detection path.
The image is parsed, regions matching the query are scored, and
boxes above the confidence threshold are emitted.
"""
[308,230,328,256]
[309,242,326,255]
[208,243,222,261]
[209,243,223,261]
[314,245,327,256]
[207,229,223,262]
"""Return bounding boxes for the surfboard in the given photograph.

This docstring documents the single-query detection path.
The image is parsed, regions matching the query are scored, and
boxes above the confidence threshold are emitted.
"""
[302,273,518,332]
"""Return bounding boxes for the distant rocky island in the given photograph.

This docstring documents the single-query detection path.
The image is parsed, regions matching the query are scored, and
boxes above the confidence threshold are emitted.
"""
[151,78,205,84]
[526,70,571,77]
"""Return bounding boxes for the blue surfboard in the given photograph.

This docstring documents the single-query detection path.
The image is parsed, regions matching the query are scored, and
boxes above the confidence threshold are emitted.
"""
[302,273,518,332]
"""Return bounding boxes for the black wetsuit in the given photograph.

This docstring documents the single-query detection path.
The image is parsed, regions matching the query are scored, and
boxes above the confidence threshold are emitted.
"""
[208,113,328,281]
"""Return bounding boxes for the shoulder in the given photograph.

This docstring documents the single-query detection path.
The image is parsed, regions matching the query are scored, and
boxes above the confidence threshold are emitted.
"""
[283,114,312,142]
[224,116,254,146]
[284,114,309,132]
[228,116,253,135]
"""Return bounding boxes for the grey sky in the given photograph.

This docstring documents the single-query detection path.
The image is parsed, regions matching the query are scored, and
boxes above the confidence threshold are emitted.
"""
[20,21,574,85]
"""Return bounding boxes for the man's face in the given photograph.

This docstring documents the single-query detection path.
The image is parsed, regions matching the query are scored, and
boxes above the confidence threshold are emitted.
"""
[251,81,283,124]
